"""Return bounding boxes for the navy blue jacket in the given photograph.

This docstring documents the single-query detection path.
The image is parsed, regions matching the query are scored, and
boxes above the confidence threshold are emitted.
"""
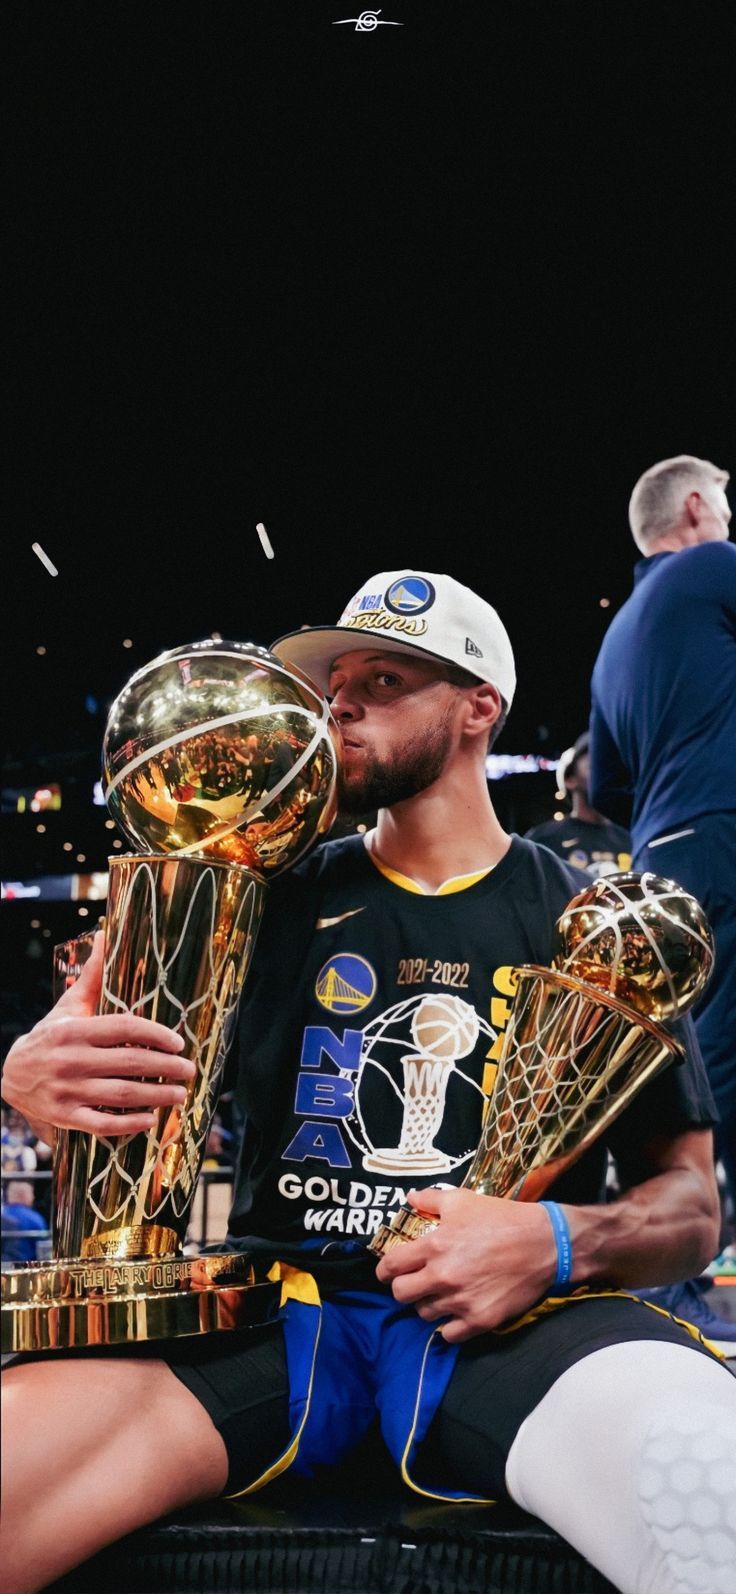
[589,542,736,852]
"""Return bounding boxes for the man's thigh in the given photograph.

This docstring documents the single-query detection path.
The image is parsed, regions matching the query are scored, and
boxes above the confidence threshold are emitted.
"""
[2,1344,239,1594]
[420,1296,722,1497]
[166,1320,291,1489]
[5,1320,290,1499]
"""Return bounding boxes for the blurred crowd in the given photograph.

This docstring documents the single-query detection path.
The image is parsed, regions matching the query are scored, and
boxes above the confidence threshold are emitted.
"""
[1,1108,52,1264]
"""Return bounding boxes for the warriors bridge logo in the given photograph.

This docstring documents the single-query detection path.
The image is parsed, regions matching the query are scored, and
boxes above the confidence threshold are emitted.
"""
[315,953,377,1014]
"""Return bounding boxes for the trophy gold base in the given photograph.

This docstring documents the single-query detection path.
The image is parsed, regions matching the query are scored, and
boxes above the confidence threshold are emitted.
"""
[1,1253,281,1354]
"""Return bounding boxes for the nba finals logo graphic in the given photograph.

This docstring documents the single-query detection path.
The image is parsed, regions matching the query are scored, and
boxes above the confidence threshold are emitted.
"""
[360,994,482,1173]
[384,576,435,616]
[351,993,495,1174]
[315,953,377,1014]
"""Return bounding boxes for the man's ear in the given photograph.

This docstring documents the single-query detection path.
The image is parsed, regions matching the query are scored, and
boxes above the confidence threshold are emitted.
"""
[685,490,703,527]
[464,682,501,742]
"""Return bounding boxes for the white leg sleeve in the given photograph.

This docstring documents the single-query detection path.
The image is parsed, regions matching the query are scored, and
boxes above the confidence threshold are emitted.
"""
[505,1340,736,1594]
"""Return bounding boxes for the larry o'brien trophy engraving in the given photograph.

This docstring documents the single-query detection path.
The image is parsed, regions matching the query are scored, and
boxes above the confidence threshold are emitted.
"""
[2,640,339,1352]
[370,872,714,1255]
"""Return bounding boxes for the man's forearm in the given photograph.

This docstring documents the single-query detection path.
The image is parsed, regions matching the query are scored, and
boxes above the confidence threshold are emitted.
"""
[565,1157,719,1290]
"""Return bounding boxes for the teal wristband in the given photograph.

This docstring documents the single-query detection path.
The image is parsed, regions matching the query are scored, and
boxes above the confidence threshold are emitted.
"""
[540,1200,573,1289]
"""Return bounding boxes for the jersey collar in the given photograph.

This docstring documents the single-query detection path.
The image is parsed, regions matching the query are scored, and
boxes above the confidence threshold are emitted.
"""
[362,832,496,896]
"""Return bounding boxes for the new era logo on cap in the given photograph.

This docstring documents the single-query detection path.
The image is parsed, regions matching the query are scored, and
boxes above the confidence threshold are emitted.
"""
[270,569,517,706]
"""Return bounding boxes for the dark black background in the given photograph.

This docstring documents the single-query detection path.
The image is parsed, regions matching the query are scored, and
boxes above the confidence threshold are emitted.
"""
[3,1,734,998]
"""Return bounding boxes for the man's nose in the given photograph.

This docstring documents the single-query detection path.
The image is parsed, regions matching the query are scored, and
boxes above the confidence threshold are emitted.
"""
[329,682,363,721]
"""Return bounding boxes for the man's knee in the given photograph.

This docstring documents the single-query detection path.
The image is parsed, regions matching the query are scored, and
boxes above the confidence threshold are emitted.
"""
[506,1342,736,1594]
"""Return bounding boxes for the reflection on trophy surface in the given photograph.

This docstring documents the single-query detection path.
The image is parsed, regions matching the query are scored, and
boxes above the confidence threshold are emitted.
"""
[2,639,339,1352]
[370,872,714,1256]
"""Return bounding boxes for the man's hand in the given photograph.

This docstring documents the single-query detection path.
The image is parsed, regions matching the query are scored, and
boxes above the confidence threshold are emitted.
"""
[374,1187,557,1343]
[1,932,196,1138]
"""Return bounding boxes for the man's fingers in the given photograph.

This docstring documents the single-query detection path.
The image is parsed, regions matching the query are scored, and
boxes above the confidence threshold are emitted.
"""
[54,1013,187,1054]
[73,1108,159,1138]
[407,1185,445,1217]
[439,1319,472,1344]
[70,1048,196,1081]
[387,1267,432,1303]
[414,1298,446,1322]
[389,1279,451,1322]
[374,1237,433,1281]
[74,1078,191,1109]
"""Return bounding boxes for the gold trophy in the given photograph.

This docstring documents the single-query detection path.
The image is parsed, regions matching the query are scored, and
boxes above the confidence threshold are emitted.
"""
[370,872,713,1255]
[2,639,339,1352]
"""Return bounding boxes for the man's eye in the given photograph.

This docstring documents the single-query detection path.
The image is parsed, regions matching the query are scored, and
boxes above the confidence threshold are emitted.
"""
[376,672,401,688]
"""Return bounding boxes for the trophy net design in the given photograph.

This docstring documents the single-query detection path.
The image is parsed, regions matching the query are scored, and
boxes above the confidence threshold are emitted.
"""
[370,871,714,1254]
[2,639,339,1352]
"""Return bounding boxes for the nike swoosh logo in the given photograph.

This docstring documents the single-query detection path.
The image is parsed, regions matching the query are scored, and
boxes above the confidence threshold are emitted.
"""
[561,838,579,848]
[315,908,366,930]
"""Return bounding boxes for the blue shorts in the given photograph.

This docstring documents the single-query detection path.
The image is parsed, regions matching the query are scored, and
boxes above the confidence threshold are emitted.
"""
[20,1270,722,1500]
[166,1271,721,1502]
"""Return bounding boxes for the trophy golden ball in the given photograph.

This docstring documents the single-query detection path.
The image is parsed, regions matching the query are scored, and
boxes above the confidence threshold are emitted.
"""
[552,871,713,1022]
[102,640,340,876]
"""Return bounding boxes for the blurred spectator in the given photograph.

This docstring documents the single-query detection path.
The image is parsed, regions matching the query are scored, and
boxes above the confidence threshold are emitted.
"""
[1,1108,38,1175]
[1,1179,47,1264]
[525,733,632,878]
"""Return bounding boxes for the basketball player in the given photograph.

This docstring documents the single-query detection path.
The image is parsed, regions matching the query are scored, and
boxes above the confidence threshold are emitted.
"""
[3,570,736,1594]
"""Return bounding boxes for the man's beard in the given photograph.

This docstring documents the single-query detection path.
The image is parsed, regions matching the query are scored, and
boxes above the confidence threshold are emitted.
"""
[337,714,454,815]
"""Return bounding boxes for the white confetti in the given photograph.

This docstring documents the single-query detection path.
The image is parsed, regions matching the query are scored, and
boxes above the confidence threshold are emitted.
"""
[32,542,58,577]
[256,522,275,559]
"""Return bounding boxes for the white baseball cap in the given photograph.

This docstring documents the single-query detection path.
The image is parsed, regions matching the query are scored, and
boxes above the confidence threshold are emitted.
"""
[271,570,517,706]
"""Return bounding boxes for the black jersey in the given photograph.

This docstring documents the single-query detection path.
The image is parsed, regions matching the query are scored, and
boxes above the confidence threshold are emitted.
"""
[524,818,632,878]
[227,834,714,1284]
